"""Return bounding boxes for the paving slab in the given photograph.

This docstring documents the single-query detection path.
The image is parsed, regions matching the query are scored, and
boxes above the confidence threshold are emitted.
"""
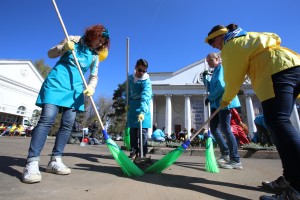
[0,137,282,200]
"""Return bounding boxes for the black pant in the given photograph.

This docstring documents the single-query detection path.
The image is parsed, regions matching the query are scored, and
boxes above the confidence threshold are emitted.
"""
[130,128,148,156]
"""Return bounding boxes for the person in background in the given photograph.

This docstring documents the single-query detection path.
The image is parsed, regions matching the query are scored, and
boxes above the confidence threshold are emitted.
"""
[0,124,5,133]
[151,128,165,142]
[205,23,300,199]
[203,52,242,170]
[90,119,99,139]
[14,124,24,136]
[126,59,152,159]
[1,124,12,136]
[153,123,158,132]
[8,123,17,136]
[230,108,250,146]
[254,114,274,146]
[22,24,110,184]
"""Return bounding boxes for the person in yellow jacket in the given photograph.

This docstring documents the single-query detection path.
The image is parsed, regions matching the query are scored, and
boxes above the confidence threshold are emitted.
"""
[9,124,17,136]
[14,125,24,136]
[205,23,300,200]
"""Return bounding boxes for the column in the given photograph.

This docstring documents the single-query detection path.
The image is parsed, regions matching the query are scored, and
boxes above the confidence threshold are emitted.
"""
[165,94,172,137]
[148,97,154,138]
[184,95,192,138]
[245,94,256,139]
[203,94,209,129]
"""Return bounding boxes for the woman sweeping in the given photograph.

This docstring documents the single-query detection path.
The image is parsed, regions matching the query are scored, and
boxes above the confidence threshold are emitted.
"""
[205,23,300,200]
[22,24,110,184]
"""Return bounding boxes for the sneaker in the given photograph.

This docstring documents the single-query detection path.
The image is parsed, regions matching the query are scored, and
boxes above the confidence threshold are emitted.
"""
[262,176,290,192]
[46,158,71,175]
[129,149,137,160]
[217,155,230,165]
[220,160,243,169]
[22,161,41,183]
[260,187,300,200]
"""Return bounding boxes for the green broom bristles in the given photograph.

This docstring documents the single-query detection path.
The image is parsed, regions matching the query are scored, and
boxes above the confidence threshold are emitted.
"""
[205,131,219,173]
[103,130,144,177]
[145,141,190,173]
[123,127,131,151]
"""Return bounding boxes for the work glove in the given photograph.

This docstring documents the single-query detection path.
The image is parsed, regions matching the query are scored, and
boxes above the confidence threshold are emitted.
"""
[138,113,144,122]
[220,100,230,108]
[125,105,129,112]
[205,98,210,106]
[83,86,95,97]
[64,41,75,51]
[99,47,108,62]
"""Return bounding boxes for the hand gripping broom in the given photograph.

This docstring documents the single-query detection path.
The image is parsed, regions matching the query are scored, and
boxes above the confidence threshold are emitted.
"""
[51,0,143,177]
[145,107,221,174]
[123,38,131,151]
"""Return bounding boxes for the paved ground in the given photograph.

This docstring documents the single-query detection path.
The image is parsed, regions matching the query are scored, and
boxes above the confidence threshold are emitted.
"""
[0,137,282,200]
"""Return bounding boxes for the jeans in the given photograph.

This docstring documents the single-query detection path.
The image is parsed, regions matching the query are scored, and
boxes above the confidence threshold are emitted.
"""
[262,66,300,191]
[27,104,76,162]
[210,108,240,162]
[130,128,148,156]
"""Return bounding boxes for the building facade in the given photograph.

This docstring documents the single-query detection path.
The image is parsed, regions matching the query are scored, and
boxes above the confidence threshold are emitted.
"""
[0,60,44,126]
[148,58,300,138]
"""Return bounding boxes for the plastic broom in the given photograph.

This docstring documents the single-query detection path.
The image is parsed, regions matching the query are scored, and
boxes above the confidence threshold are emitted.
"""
[204,64,219,173]
[51,0,143,177]
[145,107,221,174]
[123,38,131,151]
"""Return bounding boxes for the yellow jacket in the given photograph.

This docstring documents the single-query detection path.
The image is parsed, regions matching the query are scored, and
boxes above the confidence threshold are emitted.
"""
[221,32,300,103]
[9,124,17,133]
[15,126,24,132]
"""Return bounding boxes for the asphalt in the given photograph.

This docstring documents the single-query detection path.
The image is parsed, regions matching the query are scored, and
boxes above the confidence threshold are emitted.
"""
[0,136,282,200]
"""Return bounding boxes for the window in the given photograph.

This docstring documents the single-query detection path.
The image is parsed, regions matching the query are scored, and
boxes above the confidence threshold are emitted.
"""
[17,106,26,115]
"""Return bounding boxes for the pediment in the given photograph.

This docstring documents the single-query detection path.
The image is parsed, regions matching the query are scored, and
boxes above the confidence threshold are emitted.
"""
[0,60,44,91]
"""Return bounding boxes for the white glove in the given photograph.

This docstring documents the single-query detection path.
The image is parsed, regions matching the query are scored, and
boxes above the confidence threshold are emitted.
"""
[64,41,75,51]
[83,86,95,96]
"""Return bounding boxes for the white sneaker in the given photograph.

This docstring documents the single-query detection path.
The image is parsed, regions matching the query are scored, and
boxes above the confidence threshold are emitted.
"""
[22,161,41,183]
[217,155,230,165]
[46,157,71,175]
[221,160,243,170]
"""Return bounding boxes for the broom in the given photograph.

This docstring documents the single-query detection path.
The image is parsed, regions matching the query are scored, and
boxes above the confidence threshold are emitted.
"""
[145,107,221,174]
[205,130,219,173]
[123,38,131,151]
[204,66,219,173]
[51,0,143,177]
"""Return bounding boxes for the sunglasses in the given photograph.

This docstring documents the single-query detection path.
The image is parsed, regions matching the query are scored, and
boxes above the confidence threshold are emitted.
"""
[137,68,147,73]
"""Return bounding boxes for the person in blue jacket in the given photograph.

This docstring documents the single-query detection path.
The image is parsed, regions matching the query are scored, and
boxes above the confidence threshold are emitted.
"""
[203,52,242,169]
[254,114,274,146]
[151,129,165,142]
[127,59,152,159]
[22,24,110,184]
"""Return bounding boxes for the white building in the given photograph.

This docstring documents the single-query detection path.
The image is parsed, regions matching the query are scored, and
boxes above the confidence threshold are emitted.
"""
[0,60,44,126]
[148,58,300,138]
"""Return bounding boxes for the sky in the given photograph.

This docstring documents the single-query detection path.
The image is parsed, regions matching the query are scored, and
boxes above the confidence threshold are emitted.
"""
[1,0,300,99]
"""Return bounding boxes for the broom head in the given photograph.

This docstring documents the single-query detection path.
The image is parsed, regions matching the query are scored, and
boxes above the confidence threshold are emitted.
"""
[103,130,144,176]
[205,130,219,173]
[145,140,190,173]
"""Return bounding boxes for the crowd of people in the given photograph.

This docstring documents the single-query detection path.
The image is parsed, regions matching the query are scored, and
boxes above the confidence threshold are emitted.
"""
[0,123,33,137]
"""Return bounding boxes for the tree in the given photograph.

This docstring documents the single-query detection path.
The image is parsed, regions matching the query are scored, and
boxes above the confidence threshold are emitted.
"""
[34,59,51,79]
[108,82,127,135]
[84,95,114,131]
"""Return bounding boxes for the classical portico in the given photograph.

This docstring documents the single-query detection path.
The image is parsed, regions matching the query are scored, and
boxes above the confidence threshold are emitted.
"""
[147,58,300,138]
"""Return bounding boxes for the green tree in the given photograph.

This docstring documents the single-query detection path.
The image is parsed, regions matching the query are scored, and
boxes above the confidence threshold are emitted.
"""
[34,59,51,78]
[108,82,127,135]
